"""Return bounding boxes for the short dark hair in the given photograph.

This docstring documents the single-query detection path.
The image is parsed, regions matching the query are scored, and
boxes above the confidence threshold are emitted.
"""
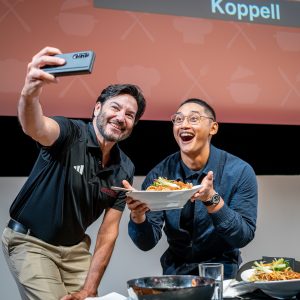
[178,98,216,121]
[96,84,146,124]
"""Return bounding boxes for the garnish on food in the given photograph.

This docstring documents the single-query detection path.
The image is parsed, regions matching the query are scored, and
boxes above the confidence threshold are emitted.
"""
[249,258,300,281]
[146,177,193,191]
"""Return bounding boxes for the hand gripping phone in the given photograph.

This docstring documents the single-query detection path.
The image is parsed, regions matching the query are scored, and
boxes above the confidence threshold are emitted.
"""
[41,50,96,76]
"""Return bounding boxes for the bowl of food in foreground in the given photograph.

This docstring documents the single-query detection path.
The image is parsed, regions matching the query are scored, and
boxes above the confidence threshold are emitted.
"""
[241,258,300,299]
[127,177,202,211]
[127,275,215,300]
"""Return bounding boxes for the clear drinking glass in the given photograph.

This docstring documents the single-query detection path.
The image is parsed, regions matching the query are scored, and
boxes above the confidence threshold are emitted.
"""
[199,263,224,300]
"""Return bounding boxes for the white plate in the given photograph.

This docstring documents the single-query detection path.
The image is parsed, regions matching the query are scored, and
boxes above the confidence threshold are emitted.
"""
[241,269,300,299]
[126,184,202,211]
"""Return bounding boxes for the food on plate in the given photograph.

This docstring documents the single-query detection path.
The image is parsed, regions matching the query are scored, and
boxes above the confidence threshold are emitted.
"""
[146,177,193,191]
[191,278,197,287]
[249,258,300,281]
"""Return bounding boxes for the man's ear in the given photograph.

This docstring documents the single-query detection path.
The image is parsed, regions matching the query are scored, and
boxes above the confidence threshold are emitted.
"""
[93,102,101,117]
[210,121,219,136]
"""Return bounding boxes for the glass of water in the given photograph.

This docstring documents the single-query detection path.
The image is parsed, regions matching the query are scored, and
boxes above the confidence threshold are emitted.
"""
[199,263,224,300]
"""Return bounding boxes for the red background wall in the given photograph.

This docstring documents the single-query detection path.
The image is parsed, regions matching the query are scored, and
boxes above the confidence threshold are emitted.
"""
[1,0,300,125]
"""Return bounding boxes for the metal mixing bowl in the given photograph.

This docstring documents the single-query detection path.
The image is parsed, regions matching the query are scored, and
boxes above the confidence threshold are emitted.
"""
[127,275,215,300]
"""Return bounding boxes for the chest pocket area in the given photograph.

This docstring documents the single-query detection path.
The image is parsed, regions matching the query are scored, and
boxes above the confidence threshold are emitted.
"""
[88,176,118,211]
[98,186,118,209]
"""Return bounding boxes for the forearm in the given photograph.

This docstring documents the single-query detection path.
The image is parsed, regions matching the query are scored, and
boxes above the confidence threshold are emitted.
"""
[211,203,256,247]
[18,94,59,145]
[210,168,257,248]
[18,93,44,136]
[18,46,63,145]
[128,215,162,251]
[59,233,117,300]
[82,209,122,296]
[82,235,117,296]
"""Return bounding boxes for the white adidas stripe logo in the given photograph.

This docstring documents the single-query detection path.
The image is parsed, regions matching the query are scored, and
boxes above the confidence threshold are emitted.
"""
[74,165,84,175]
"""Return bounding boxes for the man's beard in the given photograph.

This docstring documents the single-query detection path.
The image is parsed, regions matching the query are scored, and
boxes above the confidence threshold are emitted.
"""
[96,112,132,142]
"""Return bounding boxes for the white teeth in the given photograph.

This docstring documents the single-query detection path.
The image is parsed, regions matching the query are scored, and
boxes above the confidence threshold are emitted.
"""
[180,132,194,137]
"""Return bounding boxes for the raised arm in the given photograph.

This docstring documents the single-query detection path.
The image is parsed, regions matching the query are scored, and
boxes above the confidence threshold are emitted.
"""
[18,46,65,146]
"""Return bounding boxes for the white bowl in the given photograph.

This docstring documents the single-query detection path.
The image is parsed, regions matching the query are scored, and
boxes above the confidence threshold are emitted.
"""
[241,269,300,299]
[126,185,202,211]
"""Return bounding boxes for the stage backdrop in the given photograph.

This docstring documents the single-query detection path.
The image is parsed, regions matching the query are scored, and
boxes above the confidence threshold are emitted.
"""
[1,0,300,125]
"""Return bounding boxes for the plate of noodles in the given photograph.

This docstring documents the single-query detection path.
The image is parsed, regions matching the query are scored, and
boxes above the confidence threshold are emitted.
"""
[241,258,300,299]
[126,177,202,211]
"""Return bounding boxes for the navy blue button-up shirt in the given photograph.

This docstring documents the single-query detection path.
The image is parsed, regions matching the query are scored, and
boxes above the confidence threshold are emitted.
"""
[128,145,257,279]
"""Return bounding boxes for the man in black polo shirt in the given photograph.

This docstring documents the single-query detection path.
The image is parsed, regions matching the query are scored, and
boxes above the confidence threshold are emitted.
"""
[1,46,146,300]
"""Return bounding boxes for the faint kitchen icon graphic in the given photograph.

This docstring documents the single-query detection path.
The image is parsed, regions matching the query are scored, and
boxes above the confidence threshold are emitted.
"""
[121,11,154,42]
[227,66,261,104]
[274,31,300,52]
[57,0,98,36]
[173,18,213,44]
[227,23,256,50]
[58,12,97,36]
[227,83,261,104]
[180,60,212,102]
[278,67,300,106]
[0,0,31,32]
[117,65,160,96]
[58,76,96,99]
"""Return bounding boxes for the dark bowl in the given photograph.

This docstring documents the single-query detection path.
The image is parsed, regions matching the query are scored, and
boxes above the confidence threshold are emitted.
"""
[127,275,215,300]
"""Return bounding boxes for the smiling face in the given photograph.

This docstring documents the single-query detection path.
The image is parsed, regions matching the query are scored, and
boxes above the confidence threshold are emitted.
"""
[93,94,138,143]
[173,102,218,158]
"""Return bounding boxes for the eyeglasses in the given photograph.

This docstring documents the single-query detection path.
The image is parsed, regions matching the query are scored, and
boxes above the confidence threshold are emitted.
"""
[171,112,214,125]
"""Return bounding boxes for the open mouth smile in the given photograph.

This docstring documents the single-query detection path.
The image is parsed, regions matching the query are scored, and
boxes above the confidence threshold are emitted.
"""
[179,132,194,142]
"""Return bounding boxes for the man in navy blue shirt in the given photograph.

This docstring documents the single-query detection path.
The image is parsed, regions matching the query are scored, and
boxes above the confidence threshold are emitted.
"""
[124,98,257,279]
[2,46,146,300]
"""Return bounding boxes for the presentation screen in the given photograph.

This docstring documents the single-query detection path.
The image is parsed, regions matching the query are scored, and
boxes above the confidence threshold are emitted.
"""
[1,0,300,125]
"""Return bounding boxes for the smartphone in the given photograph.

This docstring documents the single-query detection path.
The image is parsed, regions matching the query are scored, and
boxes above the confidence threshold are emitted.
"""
[41,50,96,76]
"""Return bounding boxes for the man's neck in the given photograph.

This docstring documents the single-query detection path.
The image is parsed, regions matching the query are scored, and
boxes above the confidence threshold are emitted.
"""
[181,146,210,171]
[93,121,115,167]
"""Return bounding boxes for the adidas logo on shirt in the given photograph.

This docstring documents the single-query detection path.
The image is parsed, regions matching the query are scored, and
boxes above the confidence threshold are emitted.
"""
[74,165,84,175]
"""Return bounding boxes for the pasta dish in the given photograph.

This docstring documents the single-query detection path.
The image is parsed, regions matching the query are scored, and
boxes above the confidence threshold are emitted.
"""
[146,177,193,191]
[249,258,300,281]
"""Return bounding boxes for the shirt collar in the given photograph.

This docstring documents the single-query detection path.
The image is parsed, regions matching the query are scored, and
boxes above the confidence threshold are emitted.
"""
[179,145,220,181]
[180,160,204,181]
[204,144,219,174]
[87,122,99,149]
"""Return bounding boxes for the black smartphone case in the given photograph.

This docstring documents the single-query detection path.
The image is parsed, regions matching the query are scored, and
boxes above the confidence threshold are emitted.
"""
[41,50,95,76]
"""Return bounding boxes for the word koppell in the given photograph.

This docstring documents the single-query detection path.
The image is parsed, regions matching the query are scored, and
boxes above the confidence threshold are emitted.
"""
[211,0,280,22]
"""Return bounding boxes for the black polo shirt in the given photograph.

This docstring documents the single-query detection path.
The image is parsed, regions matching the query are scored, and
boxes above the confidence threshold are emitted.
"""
[10,117,134,246]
